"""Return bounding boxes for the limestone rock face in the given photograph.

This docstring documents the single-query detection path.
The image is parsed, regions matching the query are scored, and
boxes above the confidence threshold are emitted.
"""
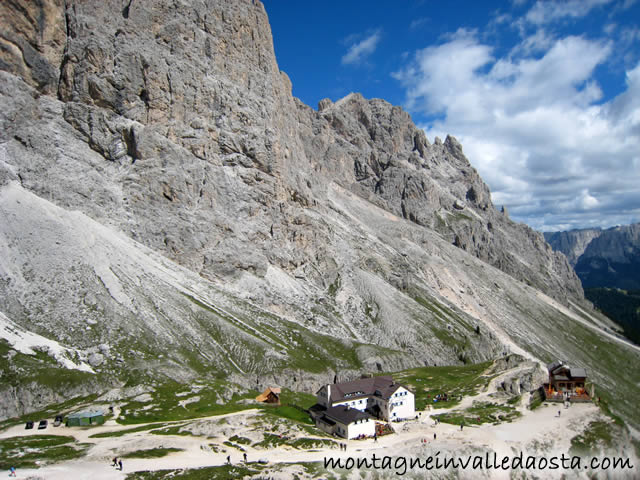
[0,0,67,95]
[546,224,640,289]
[579,224,640,264]
[576,224,640,289]
[0,0,581,302]
[544,228,603,267]
[298,93,581,299]
[5,0,635,425]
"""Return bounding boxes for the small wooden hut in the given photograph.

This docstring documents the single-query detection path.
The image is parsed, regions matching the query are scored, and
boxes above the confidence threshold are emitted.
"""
[256,387,281,404]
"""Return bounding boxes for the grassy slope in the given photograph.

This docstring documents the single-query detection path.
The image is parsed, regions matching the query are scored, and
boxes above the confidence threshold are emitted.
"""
[584,288,640,345]
[0,340,98,392]
[433,401,521,426]
[0,435,90,470]
[391,361,493,410]
[117,386,317,425]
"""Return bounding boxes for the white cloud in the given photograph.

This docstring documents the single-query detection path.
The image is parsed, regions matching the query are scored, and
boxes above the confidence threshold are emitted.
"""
[524,0,613,25]
[393,31,640,231]
[510,28,555,55]
[341,31,381,66]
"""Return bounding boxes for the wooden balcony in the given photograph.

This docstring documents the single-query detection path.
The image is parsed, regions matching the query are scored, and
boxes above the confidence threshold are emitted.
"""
[543,390,591,403]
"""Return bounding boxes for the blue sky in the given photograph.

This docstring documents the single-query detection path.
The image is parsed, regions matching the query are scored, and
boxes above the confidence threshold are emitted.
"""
[263,0,640,232]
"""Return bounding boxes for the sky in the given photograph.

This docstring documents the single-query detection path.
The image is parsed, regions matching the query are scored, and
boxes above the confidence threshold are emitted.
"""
[263,0,640,232]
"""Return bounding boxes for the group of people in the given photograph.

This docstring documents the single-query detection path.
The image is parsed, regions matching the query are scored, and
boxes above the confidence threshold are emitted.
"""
[226,452,249,464]
[111,457,123,471]
[432,393,449,403]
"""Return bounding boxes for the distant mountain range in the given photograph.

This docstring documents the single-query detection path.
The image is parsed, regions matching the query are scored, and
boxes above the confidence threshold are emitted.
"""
[545,224,640,344]
[544,224,640,290]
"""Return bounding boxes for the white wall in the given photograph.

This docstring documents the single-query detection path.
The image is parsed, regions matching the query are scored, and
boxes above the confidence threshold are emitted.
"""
[388,386,415,420]
[345,417,375,439]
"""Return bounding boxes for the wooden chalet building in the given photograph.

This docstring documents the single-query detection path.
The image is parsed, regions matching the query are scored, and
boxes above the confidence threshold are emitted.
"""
[544,360,590,402]
[255,387,281,404]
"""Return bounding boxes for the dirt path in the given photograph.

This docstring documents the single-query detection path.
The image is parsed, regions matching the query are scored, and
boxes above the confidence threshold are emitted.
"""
[0,408,260,442]
[10,399,606,479]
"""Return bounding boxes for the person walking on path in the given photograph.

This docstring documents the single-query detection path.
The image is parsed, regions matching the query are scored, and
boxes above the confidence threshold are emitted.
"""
[118,459,123,471]
[434,433,437,440]
[9,466,16,477]
[227,455,231,464]
[111,457,118,467]
[243,452,247,463]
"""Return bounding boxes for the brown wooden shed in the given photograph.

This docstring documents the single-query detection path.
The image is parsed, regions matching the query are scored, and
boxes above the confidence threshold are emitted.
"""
[256,387,281,404]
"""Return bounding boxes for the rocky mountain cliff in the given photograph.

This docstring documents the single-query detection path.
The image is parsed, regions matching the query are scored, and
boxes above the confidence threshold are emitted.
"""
[1,0,639,430]
[544,228,603,267]
[546,224,640,289]
[576,224,640,289]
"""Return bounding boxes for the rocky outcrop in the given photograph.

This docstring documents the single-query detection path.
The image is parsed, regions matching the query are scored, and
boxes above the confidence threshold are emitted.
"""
[300,93,582,300]
[0,379,108,421]
[490,355,547,396]
[544,228,603,267]
[0,0,67,95]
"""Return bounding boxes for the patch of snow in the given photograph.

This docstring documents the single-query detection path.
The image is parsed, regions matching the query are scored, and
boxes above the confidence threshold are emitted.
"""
[0,311,95,373]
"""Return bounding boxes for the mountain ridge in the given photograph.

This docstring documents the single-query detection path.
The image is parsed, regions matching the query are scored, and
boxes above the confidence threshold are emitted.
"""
[545,223,640,289]
[544,228,603,267]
